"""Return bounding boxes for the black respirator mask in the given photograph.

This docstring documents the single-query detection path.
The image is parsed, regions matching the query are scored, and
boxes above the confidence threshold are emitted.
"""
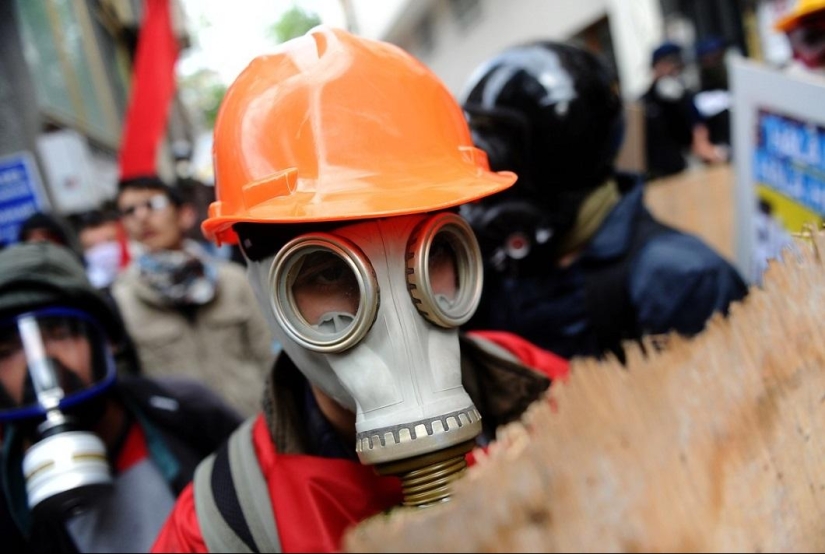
[0,307,116,520]
[460,109,579,277]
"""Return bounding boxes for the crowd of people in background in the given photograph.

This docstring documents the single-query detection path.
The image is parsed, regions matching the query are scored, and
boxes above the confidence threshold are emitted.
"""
[10,175,276,418]
[641,39,730,180]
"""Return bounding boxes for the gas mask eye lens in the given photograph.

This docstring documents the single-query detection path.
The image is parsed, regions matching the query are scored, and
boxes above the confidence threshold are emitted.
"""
[291,251,361,328]
[270,234,379,353]
[428,236,459,308]
[407,212,483,328]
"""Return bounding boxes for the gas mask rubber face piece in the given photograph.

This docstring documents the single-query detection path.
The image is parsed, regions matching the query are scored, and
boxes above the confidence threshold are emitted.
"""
[246,212,484,465]
[0,307,116,518]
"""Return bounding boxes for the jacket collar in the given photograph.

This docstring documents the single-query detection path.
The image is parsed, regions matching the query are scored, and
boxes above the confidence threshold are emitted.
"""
[580,179,646,262]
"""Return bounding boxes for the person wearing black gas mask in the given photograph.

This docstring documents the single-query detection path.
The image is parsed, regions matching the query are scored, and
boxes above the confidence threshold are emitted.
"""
[460,41,749,361]
[0,241,242,552]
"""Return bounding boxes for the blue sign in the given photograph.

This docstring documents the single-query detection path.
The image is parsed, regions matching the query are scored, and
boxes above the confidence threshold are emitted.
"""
[753,110,825,216]
[0,152,49,246]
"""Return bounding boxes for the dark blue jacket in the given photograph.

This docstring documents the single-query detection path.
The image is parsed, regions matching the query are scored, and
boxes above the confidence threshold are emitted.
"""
[467,183,748,360]
[642,81,703,179]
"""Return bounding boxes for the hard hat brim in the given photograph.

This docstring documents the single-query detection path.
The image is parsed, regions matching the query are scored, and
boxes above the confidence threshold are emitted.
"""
[776,12,800,31]
[202,168,517,245]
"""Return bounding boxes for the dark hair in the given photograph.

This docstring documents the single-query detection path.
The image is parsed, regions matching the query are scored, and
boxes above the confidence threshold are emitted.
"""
[18,212,74,246]
[75,208,120,232]
[233,211,458,262]
[117,175,184,207]
[695,36,727,59]
[17,212,86,266]
[233,221,349,262]
[651,41,683,67]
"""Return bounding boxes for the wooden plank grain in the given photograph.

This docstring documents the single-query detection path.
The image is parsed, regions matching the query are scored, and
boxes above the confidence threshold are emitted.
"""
[344,229,825,553]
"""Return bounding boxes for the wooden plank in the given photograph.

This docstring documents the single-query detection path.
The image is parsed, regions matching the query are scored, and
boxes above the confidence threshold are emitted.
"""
[344,230,825,553]
[643,163,737,263]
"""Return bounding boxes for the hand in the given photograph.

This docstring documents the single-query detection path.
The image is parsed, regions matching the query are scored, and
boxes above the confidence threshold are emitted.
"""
[691,125,729,164]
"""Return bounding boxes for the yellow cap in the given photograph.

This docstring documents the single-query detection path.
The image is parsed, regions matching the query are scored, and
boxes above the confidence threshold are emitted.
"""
[775,0,825,32]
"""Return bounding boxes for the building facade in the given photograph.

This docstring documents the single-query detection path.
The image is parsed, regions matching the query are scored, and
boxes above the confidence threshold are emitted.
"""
[340,0,792,98]
[0,0,192,245]
[337,0,795,176]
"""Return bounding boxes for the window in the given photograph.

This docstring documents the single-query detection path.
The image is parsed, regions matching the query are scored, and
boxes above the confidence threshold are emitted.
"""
[15,0,126,148]
[413,12,436,58]
[449,0,482,31]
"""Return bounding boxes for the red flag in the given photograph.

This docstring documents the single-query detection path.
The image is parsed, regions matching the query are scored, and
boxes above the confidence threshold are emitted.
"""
[118,0,179,179]
[116,220,131,268]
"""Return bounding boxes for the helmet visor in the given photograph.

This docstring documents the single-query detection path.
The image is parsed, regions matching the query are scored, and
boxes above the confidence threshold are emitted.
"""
[0,308,115,421]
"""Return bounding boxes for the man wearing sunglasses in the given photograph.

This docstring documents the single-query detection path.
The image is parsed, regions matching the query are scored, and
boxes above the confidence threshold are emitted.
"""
[776,0,825,75]
[151,26,569,553]
[0,241,242,552]
[111,177,275,418]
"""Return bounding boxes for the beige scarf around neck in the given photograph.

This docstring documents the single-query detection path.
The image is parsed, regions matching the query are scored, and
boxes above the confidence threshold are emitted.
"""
[555,179,621,259]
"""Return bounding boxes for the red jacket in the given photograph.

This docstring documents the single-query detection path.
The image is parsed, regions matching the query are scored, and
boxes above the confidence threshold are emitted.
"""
[152,331,568,552]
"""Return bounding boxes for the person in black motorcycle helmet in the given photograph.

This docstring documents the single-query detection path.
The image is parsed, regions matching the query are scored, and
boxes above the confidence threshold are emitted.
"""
[460,40,748,361]
[462,40,624,247]
[0,241,242,553]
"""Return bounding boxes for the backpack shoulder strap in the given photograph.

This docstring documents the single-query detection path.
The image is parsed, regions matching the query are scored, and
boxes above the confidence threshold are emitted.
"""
[194,417,282,553]
[582,209,675,361]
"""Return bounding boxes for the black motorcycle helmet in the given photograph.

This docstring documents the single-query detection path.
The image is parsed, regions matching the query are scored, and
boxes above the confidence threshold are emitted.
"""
[460,41,625,272]
[462,40,624,200]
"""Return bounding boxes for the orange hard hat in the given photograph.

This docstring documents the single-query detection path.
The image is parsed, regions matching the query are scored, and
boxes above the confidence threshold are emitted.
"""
[202,26,516,245]
[775,0,825,32]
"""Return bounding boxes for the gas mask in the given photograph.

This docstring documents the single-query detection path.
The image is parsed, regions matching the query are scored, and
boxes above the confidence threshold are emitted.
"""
[245,212,484,505]
[0,308,116,519]
[460,200,556,277]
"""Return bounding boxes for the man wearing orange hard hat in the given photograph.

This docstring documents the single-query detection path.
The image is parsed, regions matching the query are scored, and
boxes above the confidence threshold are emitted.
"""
[775,0,825,73]
[151,26,569,553]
